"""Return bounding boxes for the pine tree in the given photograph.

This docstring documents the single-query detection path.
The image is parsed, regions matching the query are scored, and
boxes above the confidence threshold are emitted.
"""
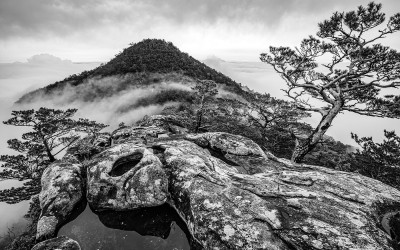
[0,108,107,203]
[261,2,400,162]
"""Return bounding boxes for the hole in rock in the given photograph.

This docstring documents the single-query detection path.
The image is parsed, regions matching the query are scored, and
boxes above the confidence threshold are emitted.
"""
[151,145,166,154]
[109,152,143,177]
[207,146,239,167]
[152,145,166,165]
[58,203,191,250]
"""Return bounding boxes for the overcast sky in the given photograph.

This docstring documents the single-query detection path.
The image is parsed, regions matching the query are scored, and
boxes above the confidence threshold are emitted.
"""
[1,0,400,63]
[2,0,400,239]
[1,0,400,144]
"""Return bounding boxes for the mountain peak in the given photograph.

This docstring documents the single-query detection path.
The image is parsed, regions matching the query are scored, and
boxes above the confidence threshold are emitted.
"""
[93,39,193,76]
[92,39,235,85]
[17,39,243,104]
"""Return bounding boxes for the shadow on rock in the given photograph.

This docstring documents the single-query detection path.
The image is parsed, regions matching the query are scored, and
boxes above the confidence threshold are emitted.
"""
[96,203,188,239]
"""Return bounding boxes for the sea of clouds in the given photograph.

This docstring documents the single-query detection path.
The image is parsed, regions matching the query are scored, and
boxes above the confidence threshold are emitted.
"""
[1,54,400,241]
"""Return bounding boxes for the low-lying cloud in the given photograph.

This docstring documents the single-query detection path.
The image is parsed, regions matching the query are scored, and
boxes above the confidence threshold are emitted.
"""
[16,74,194,129]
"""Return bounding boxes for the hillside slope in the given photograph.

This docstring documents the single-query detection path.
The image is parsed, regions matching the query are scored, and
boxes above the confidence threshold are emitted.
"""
[17,39,244,104]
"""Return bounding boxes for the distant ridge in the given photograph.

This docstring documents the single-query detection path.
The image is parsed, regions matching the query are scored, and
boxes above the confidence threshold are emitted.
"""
[17,39,243,104]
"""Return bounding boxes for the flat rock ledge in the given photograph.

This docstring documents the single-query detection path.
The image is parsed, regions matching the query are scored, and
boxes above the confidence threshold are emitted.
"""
[35,118,400,249]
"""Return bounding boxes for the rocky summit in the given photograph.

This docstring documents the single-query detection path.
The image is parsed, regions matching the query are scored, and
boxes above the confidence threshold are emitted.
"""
[33,115,400,249]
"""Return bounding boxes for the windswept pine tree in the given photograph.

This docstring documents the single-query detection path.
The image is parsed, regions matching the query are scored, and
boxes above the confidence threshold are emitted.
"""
[261,2,400,162]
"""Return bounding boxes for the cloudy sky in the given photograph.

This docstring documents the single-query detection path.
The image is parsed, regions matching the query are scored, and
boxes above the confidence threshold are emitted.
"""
[0,0,399,144]
[1,0,400,63]
[0,0,399,147]
[0,0,400,236]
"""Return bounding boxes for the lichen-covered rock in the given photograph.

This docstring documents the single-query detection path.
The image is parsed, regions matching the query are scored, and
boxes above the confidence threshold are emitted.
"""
[154,132,400,250]
[36,119,400,249]
[185,132,284,174]
[137,114,189,135]
[36,162,84,241]
[32,236,81,250]
[111,125,168,145]
[87,143,168,211]
[63,133,111,162]
[94,132,112,147]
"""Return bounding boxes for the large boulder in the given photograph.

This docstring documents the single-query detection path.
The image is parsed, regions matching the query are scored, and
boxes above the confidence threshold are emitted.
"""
[36,162,85,241]
[36,119,400,249]
[86,143,168,211]
[32,236,80,250]
[154,132,400,250]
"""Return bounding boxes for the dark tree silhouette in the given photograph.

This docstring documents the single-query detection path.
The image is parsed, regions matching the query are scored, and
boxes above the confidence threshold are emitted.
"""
[331,130,400,190]
[352,130,400,168]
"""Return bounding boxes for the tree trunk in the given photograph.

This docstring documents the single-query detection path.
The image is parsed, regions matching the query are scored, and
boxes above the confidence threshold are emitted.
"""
[44,140,56,162]
[195,96,205,133]
[291,100,343,163]
[195,112,203,133]
[39,129,56,162]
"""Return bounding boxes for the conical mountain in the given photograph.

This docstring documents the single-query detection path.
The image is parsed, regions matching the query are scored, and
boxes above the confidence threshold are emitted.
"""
[17,39,244,104]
